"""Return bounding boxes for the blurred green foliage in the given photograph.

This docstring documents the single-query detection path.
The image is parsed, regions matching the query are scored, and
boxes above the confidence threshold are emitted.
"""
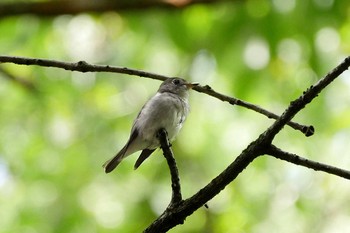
[1,0,350,232]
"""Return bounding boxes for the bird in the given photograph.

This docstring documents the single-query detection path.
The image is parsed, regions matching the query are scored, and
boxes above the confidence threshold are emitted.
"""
[103,78,198,173]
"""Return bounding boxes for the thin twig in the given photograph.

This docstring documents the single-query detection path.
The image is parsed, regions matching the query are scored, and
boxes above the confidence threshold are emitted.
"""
[193,85,314,136]
[157,129,182,206]
[0,55,313,136]
[265,144,350,180]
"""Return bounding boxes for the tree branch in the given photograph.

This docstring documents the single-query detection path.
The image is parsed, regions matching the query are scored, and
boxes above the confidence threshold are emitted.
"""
[265,144,350,180]
[0,0,225,18]
[157,129,182,206]
[0,55,312,136]
[193,85,315,136]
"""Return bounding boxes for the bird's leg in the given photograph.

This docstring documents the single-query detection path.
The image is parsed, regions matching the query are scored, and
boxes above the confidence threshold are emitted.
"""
[156,128,172,147]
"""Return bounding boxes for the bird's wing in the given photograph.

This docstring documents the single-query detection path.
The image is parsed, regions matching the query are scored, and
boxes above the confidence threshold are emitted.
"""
[103,128,139,173]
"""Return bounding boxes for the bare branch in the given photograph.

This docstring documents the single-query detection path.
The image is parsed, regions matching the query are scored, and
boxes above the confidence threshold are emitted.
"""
[0,56,168,81]
[0,55,312,136]
[265,144,350,180]
[0,0,226,18]
[157,129,182,206]
[193,85,315,136]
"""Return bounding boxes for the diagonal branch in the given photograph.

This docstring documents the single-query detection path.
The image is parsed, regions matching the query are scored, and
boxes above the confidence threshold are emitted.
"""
[193,85,314,136]
[0,55,313,136]
[265,144,350,180]
[157,129,182,206]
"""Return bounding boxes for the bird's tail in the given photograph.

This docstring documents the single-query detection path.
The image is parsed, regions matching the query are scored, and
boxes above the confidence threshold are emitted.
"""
[103,145,128,173]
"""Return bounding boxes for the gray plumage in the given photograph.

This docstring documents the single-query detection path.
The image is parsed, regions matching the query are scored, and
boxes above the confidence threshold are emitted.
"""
[103,78,197,173]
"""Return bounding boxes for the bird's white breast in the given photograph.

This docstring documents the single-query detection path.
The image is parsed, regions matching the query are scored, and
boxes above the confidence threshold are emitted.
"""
[134,92,189,149]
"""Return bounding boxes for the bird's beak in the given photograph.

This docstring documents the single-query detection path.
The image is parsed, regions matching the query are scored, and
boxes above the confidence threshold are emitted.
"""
[185,82,199,89]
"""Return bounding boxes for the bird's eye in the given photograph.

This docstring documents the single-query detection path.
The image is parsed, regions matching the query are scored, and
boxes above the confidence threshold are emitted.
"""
[172,79,180,85]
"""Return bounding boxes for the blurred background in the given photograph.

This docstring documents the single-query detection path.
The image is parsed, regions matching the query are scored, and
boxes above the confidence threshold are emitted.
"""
[1,0,350,232]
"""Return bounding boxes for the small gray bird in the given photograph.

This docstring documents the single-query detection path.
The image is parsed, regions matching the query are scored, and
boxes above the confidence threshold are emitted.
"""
[103,78,198,173]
